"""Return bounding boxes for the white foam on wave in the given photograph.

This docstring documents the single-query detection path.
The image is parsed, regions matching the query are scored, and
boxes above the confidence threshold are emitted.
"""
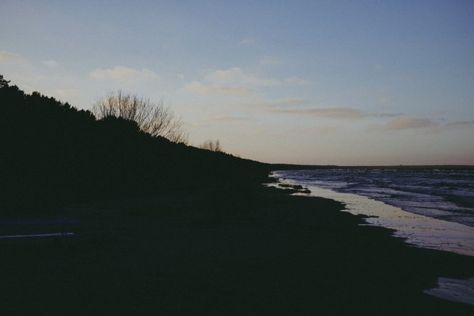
[270,171,474,305]
[424,277,474,305]
[274,168,474,228]
[272,172,474,257]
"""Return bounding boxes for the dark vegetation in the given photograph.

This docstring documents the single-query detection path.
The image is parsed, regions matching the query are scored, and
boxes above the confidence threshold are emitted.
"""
[0,76,268,214]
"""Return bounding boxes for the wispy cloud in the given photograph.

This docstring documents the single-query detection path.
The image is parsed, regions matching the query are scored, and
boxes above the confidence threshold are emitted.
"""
[384,117,438,130]
[259,56,280,65]
[184,81,252,96]
[372,117,474,132]
[284,76,312,85]
[185,67,278,96]
[260,98,307,108]
[0,50,23,63]
[188,115,251,129]
[90,66,158,81]
[445,120,474,128]
[42,60,59,68]
[271,107,365,119]
[239,37,256,45]
[185,67,310,97]
[206,115,250,122]
[53,88,79,100]
[264,99,404,120]
[372,112,403,118]
[206,67,277,87]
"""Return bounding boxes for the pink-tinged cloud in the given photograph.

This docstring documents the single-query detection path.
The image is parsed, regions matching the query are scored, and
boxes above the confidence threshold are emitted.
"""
[384,117,438,130]
[90,66,158,81]
[0,50,23,63]
[445,120,474,128]
[184,81,252,96]
[272,107,365,119]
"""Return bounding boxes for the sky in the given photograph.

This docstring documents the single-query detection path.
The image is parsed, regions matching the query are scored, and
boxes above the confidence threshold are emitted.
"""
[1,0,473,165]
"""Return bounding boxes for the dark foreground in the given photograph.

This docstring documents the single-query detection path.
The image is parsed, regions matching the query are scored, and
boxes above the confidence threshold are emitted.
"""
[1,185,473,315]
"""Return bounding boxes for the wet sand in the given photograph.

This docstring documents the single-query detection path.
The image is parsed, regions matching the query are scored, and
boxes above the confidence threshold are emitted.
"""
[1,186,473,315]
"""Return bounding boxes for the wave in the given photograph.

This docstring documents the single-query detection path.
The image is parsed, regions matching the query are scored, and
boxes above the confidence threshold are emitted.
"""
[272,168,474,257]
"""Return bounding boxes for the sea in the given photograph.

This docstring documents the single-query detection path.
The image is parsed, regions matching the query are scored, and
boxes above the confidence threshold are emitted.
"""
[272,167,474,304]
[273,167,474,256]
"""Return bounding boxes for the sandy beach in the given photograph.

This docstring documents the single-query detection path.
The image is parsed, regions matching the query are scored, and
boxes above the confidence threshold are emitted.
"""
[1,184,473,315]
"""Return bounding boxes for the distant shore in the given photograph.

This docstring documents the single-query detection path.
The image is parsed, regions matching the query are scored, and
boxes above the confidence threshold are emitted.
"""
[1,182,473,315]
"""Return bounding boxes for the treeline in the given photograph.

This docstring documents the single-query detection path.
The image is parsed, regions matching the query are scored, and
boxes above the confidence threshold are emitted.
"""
[0,76,269,214]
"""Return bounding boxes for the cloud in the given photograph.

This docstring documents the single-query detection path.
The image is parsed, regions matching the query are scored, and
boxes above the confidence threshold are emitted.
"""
[206,67,278,87]
[90,66,158,81]
[184,66,313,97]
[53,88,79,100]
[184,81,252,96]
[373,112,403,118]
[263,98,307,108]
[239,37,256,45]
[43,60,59,68]
[284,76,312,85]
[445,120,474,128]
[370,117,474,132]
[259,97,401,120]
[271,107,365,119]
[383,117,438,130]
[206,115,249,122]
[259,56,280,65]
[185,67,278,96]
[0,50,23,63]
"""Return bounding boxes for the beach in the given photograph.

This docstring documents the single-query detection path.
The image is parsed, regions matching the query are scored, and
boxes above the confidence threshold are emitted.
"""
[1,183,473,315]
[2,3,473,314]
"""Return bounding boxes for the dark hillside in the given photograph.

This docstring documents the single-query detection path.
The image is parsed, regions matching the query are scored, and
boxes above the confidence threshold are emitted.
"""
[0,77,269,214]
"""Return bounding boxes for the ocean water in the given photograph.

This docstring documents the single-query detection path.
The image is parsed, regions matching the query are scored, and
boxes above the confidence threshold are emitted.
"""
[272,168,474,257]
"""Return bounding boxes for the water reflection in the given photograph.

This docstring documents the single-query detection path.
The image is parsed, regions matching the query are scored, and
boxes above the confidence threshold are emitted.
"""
[0,232,75,239]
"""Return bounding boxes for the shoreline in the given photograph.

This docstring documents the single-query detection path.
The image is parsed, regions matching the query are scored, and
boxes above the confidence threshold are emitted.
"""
[271,172,474,257]
[1,183,474,314]
[270,175,474,306]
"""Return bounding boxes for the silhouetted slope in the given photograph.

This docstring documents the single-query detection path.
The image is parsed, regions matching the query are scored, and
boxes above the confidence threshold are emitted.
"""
[0,79,269,214]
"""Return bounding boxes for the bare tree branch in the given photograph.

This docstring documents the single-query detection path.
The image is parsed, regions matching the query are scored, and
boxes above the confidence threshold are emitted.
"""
[93,91,188,144]
[200,139,222,152]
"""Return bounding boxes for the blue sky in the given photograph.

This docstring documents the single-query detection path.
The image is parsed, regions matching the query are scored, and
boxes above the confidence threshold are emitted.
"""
[1,0,473,164]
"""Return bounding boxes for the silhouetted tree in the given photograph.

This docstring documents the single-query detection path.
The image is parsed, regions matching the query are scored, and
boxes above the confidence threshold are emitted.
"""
[93,91,188,143]
[0,75,10,88]
[0,75,268,214]
[200,139,222,152]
